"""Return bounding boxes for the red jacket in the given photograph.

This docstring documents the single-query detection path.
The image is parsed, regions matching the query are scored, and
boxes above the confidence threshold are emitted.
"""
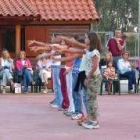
[15,58,32,70]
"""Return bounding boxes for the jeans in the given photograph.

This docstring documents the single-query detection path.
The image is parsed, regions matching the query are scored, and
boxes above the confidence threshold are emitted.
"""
[52,65,63,107]
[120,70,136,90]
[0,69,13,86]
[23,69,34,92]
[113,56,121,70]
[72,73,82,114]
[80,87,89,114]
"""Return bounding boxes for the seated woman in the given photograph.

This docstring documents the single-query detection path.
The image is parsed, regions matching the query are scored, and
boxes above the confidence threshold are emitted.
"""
[0,50,14,94]
[15,51,34,93]
[117,51,136,93]
[99,51,113,92]
[134,58,140,91]
[103,61,117,94]
[36,53,52,93]
[99,51,113,75]
[136,58,140,79]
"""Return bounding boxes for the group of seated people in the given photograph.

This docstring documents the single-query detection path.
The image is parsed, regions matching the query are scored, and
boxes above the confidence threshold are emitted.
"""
[100,51,137,94]
[0,48,139,95]
[0,49,52,94]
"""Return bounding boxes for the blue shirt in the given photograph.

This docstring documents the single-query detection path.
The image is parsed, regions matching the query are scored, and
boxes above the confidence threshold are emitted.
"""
[72,58,81,74]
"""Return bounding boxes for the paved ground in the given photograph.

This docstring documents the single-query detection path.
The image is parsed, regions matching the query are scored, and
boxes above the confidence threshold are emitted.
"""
[0,93,140,140]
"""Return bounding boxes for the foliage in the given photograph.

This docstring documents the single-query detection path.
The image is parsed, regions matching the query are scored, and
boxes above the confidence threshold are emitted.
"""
[126,35,138,56]
[94,0,138,32]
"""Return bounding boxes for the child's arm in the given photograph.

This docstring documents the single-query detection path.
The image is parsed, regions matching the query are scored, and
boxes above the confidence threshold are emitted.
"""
[103,69,109,79]
[62,48,85,54]
[52,54,82,62]
[58,36,87,49]
[28,40,50,48]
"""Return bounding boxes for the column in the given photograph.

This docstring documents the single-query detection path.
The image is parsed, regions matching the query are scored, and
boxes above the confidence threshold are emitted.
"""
[15,25,21,54]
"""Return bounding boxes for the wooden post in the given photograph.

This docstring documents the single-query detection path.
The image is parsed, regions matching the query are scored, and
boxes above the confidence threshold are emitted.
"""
[15,25,21,55]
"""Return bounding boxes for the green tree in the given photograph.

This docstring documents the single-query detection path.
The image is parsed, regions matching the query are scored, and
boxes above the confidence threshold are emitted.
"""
[94,0,138,32]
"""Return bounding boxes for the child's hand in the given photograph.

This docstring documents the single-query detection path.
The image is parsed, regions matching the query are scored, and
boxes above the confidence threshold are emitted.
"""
[27,40,35,47]
[64,68,70,75]
[84,78,89,87]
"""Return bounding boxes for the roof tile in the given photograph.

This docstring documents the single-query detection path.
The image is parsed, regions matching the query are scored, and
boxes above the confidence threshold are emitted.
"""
[0,0,99,22]
[0,0,39,17]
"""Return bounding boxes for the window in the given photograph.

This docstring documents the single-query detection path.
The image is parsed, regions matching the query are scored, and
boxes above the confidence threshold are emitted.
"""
[1,28,15,53]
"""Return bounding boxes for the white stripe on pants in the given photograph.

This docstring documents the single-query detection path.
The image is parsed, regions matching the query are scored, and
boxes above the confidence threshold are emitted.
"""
[66,67,75,112]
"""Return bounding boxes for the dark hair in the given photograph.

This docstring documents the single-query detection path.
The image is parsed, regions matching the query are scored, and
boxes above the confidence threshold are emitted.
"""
[73,35,79,41]
[107,60,113,67]
[2,48,8,52]
[78,39,85,43]
[52,33,61,37]
[88,32,102,52]
[70,35,79,41]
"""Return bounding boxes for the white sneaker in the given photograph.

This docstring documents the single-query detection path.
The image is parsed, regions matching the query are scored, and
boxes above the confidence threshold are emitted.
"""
[2,87,6,94]
[71,113,83,120]
[51,104,59,108]
[82,121,99,129]
[42,89,48,94]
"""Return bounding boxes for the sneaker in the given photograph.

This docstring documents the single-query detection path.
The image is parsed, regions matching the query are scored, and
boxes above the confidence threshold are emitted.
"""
[23,91,29,94]
[49,99,55,105]
[71,113,77,117]
[63,111,74,117]
[42,89,48,94]
[128,89,134,94]
[82,121,99,129]
[2,87,6,94]
[58,107,67,111]
[23,90,29,94]
[51,104,59,108]
[77,116,88,126]
[71,113,83,120]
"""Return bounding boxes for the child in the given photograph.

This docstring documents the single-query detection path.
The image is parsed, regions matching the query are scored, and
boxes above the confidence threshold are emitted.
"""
[36,53,52,93]
[103,61,117,94]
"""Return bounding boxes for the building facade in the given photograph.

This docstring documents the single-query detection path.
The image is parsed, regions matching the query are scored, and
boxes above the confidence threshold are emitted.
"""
[0,0,99,57]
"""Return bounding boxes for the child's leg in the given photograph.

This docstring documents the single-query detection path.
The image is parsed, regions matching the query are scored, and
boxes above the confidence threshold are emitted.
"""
[42,71,49,93]
[107,81,112,94]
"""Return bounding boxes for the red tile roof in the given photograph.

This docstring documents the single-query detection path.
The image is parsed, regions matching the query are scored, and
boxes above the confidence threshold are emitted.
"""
[0,0,99,21]
[0,0,39,17]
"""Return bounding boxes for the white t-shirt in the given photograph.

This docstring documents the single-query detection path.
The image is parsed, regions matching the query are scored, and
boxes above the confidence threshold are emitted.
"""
[37,60,52,69]
[85,49,100,76]
[51,50,61,66]
[79,54,87,72]
[21,60,26,66]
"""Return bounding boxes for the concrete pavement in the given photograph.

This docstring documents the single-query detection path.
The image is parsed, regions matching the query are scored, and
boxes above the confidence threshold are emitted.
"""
[0,94,140,140]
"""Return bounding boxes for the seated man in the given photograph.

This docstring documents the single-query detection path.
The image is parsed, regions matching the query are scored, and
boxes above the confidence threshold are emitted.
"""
[36,53,52,93]
[117,51,136,93]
